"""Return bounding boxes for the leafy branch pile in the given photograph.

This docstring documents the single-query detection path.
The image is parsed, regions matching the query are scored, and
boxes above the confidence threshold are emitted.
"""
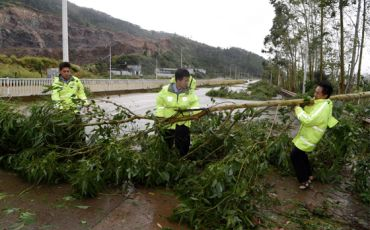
[172,116,278,229]
[0,98,369,228]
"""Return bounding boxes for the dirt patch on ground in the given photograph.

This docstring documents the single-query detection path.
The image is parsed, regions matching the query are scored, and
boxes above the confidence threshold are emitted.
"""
[93,189,188,230]
[263,169,370,230]
[0,170,187,230]
[1,167,368,230]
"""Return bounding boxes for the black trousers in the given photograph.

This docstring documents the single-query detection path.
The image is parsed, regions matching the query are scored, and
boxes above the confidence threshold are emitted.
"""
[290,146,312,183]
[164,125,190,156]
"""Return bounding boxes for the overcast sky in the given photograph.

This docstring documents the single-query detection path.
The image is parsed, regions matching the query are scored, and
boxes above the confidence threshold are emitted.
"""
[68,0,370,74]
[68,0,274,57]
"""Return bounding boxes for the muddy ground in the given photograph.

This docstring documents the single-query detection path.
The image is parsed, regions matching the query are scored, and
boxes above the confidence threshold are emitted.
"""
[263,169,369,230]
[0,170,188,230]
[1,168,369,230]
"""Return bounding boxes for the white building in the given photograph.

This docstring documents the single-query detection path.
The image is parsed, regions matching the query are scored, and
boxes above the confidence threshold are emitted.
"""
[155,67,206,78]
[111,65,142,76]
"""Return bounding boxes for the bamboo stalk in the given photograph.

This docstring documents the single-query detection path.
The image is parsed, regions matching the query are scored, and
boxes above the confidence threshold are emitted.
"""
[83,91,370,126]
[165,91,370,123]
[330,91,370,100]
[209,91,370,112]
[83,115,149,127]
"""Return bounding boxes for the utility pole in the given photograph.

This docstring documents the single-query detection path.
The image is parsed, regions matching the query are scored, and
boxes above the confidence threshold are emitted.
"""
[109,45,112,80]
[62,0,69,62]
[155,55,158,80]
[180,47,183,68]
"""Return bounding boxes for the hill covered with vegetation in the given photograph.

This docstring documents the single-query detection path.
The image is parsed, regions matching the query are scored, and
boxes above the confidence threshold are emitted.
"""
[0,0,264,78]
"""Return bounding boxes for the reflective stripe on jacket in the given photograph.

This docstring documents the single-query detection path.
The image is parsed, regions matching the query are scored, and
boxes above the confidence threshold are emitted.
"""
[292,99,338,152]
[51,75,87,109]
[156,83,200,129]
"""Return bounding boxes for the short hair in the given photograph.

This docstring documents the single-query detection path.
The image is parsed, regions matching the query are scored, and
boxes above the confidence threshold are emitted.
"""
[317,80,333,98]
[175,68,190,81]
[59,62,71,71]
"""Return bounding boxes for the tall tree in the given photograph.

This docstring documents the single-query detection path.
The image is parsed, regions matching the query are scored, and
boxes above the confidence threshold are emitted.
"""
[264,0,367,94]
[320,0,325,80]
[346,0,362,92]
[318,0,335,80]
[299,0,319,81]
[356,0,367,89]
[339,0,346,93]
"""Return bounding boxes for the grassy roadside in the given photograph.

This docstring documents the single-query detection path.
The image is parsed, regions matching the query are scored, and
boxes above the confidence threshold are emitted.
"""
[206,80,280,100]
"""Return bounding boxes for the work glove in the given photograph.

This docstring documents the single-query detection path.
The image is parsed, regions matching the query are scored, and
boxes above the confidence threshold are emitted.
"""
[300,96,314,107]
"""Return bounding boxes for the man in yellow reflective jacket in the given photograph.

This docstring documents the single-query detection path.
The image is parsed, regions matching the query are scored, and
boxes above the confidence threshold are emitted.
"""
[51,62,88,110]
[291,80,338,190]
[156,68,200,156]
[50,62,88,146]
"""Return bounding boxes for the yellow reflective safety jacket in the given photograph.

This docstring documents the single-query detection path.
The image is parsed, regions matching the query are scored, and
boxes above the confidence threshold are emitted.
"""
[293,99,338,152]
[156,83,200,129]
[170,75,196,91]
[51,75,88,109]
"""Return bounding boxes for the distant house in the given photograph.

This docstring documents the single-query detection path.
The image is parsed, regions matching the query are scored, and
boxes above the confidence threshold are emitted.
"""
[111,69,132,76]
[47,68,59,78]
[155,67,206,78]
[189,68,206,75]
[155,68,177,78]
[111,65,142,76]
[127,65,142,75]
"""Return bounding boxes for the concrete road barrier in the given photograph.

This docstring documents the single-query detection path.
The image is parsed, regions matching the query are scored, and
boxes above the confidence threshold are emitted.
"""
[0,78,245,97]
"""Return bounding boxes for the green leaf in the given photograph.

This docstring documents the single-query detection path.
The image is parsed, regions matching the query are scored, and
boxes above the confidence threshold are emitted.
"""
[216,182,223,194]
[3,207,20,215]
[62,195,76,201]
[75,205,90,210]
[159,171,170,182]
[55,203,66,209]
[211,179,218,187]
[19,211,36,225]
[0,192,8,200]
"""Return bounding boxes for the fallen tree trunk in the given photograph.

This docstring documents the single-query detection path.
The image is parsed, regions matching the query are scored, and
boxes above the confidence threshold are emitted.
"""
[164,91,370,123]
[85,91,370,126]
[208,91,370,111]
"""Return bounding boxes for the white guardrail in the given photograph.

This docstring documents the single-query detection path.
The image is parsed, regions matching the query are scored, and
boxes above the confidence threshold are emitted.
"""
[0,78,245,97]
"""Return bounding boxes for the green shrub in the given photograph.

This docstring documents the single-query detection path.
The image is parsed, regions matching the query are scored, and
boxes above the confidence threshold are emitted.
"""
[0,54,12,64]
[206,80,279,100]
[0,64,41,78]
[353,154,370,204]
[0,55,96,78]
